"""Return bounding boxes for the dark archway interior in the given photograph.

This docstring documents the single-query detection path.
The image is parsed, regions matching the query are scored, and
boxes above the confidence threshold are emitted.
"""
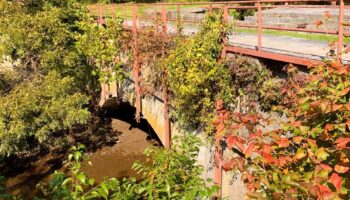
[103,102,163,146]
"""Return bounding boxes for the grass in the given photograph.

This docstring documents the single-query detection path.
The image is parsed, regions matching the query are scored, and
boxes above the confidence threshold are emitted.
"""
[234,27,350,43]
[88,3,202,18]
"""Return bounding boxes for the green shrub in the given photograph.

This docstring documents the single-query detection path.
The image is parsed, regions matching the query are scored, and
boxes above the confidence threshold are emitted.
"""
[0,72,90,157]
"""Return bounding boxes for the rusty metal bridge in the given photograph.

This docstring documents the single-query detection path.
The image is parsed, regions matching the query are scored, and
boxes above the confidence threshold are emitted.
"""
[98,0,349,148]
[96,1,348,196]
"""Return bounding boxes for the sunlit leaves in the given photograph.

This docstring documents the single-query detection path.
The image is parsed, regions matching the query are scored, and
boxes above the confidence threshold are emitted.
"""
[0,72,90,156]
[164,13,231,130]
[213,61,350,199]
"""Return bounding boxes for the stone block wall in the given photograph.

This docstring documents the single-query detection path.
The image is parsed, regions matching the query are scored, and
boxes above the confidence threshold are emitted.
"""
[244,8,350,32]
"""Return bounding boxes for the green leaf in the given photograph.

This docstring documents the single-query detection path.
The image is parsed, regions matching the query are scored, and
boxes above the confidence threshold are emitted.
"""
[77,173,86,184]
[316,148,329,160]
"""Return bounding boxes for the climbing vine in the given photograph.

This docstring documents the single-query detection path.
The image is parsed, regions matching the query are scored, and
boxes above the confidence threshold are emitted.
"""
[76,15,126,83]
[163,13,232,130]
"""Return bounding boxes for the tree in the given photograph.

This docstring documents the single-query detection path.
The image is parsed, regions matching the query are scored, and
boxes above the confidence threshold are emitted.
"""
[0,72,90,157]
[0,0,124,157]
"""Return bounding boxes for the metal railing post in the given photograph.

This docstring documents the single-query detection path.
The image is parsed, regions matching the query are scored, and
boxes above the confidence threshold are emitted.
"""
[123,4,127,28]
[337,0,344,60]
[176,3,180,34]
[154,4,158,32]
[331,0,337,6]
[220,6,228,62]
[99,4,102,24]
[162,5,167,34]
[258,0,262,51]
[132,5,141,123]
[161,5,170,149]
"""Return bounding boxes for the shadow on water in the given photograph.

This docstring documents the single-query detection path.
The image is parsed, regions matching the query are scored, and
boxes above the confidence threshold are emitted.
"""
[3,102,162,199]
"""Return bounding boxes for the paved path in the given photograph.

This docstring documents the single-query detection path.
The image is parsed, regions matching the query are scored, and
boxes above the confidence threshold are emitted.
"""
[125,19,350,64]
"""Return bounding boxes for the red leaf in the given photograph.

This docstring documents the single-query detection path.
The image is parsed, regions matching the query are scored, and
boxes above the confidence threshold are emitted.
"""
[319,185,333,199]
[236,141,245,152]
[278,157,288,167]
[256,129,262,136]
[212,118,221,126]
[222,159,235,171]
[216,123,225,134]
[329,173,342,190]
[215,99,224,110]
[262,144,273,154]
[332,104,343,112]
[310,100,321,109]
[248,132,256,140]
[324,124,334,132]
[330,61,341,70]
[236,157,245,172]
[240,116,250,123]
[293,136,304,144]
[320,164,333,171]
[226,135,238,149]
[290,121,302,127]
[245,142,255,158]
[339,87,350,97]
[263,153,276,164]
[335,164,350,173]
[334,137,350,149]
[223,157,245,172]
[277,138,290,148]
[307,138,317,148]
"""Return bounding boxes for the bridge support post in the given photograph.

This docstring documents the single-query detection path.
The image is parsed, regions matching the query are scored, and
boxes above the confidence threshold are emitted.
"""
[132,5,141,123]
[337,0,344,60]
[257,0,262,51]
[154,5,158,32]
[220,6,228,62]
[162,5,170,149]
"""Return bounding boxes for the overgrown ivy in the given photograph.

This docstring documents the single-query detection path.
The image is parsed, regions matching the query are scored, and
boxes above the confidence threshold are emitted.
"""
[163,13,233,131]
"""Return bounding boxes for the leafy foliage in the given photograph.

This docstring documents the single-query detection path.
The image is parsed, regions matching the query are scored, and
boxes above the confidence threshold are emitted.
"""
[130,135,218,199]
[228,56,278,111]
[0,72,90,157]
[164,13,232,130]
[0,176,14,200]
[0,0,127,157]
[214,62,350,199]
[76,15,126,83]
[39,135,218,200]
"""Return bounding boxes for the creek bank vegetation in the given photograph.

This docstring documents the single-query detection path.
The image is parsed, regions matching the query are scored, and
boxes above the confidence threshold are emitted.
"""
[2,0,350,199]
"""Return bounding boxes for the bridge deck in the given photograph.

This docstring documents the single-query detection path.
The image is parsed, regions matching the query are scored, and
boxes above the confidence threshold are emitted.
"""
[125,19,349,65]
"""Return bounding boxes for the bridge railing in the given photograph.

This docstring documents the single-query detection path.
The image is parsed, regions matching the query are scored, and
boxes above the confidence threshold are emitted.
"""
[93,0,349,65]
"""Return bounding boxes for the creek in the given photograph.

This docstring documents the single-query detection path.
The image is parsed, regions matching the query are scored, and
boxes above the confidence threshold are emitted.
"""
[4,105,160,199]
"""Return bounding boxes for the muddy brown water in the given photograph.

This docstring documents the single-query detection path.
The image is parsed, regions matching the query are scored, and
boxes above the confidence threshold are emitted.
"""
[5,108,161,199]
